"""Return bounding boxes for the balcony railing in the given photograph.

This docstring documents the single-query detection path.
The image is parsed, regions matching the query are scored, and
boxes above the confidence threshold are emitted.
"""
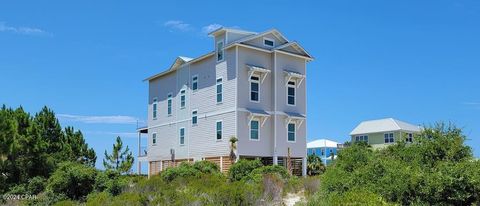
[139,146,147,157]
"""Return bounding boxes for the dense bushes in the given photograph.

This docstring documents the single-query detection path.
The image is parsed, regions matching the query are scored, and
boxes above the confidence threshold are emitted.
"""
[47,162,98,200]
[227,159,263,181]
[313,123,480,205]
[161,160,221,182]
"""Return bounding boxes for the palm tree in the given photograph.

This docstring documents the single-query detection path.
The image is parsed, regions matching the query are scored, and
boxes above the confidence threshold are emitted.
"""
[307,154,325,176]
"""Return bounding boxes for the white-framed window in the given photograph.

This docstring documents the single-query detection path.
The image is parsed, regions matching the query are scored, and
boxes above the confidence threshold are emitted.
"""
[179,127,185,145]
[355,135,369,143]
[216,120,222,140]
[192,110,198,125]
[216,40,224,62]
[287,81,296,106]
[167,93,172,115]
[250,75,260,102]
[287,123,296,142]
[192,75,198,91]
[216,77,223,103]
[250,120,259,140]
[152,133,157,145]
[406,133,413,143]
[384,133,395,143]
[152,97,158,119]
[180,89,186,109]
[263,37,275,47]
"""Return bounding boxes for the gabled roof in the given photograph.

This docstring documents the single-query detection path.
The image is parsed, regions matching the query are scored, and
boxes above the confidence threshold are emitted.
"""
[208,27,257,37]
[274,41,313,59]
[144,28,313,81]
[307,139,339,148]
[232,28,289,44]
[350,118,421,135]
[143,56,193,81]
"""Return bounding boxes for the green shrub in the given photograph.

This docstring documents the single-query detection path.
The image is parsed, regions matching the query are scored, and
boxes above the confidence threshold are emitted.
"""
[192,160,220,174]
[5,183,27,195]
[53,200,78,206]
[308,189,392,206]
[94,170,128,196]
[27,176,46,195]
[228,159,263,181]
[161,160,221,182]
[86,192,111,206]
[249,165,290,180]
[47,162,97,200]
[110,192,146,206]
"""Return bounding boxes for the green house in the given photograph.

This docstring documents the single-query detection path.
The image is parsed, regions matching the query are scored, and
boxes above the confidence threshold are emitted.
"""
[350,118,421,149]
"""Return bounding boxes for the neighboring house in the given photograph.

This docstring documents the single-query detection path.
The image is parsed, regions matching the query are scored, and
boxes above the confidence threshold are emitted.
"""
[350,118,421,148]
[307,139,340,165]
[137,27,313,177]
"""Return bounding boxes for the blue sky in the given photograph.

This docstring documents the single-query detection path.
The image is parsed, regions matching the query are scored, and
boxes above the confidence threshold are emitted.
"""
[1,0,479,171]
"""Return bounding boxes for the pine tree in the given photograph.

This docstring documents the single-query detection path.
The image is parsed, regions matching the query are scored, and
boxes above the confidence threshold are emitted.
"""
[103,136,134,174]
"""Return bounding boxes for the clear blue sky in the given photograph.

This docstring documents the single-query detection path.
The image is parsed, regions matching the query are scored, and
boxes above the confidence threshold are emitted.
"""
[1,0,479,170]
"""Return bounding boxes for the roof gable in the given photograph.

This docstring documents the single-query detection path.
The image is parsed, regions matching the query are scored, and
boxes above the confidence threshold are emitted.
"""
[275,42,313,58]
[350,118,421,135]
[307,139,339,148]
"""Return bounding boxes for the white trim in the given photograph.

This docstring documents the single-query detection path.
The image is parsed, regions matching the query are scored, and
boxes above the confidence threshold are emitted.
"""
[216,77,223,103]
[148,108,235,129]
[273,51,277,165]
[274,49,313,61]
[216,120,223,141]
[191,109,198,126]
[249,119,260,141]
[179,127,185,145]
[216,40,225,62]
[286,80,296,106]
[249,74,260,103]
[191,75,198,92]
[235,45,239,162]
[263,37,275,47]
[287,122,296,143]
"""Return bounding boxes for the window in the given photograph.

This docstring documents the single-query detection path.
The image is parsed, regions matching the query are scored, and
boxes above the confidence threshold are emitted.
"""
[321,149,324,156]
[263,38,275,47]
[216,78,223,103]
[406,133,413,143]
[287,123,296,142]
[152,133,157,145]
[152,98,158,119]
[384,133,395,143]
[216,121,222,140]
[355,135,369,143]
[216,41,224,62]
[287,81,296,106]
[180,89,186,109]
[167,93,172,115]
[179,128,185,145]
[192,110,198,125]
[250,120,259,140]
[250,75,260,102]
[192,75,198,91]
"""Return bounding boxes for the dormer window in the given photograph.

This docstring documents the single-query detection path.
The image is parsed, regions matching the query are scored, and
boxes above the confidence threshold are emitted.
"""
[216,40,224,62]
[263,38,275,47]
